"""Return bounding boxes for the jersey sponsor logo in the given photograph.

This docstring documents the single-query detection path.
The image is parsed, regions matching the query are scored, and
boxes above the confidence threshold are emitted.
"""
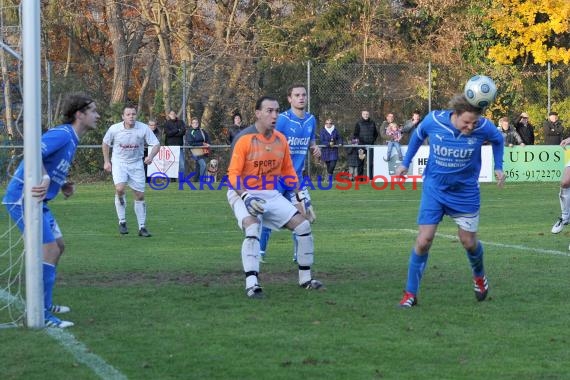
[287,136,311,147]
[253,159,278,168]
[432,144,475,159]
[119,143,140,149]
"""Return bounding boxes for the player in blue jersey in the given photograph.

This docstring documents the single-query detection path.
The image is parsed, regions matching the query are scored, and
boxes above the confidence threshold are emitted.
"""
[2,93,100,328]
[259,83,321,262]
[395,94,505,308]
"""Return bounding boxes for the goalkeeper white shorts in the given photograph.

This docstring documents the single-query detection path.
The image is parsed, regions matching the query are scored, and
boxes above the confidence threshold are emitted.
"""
[111,160,146,193]
[227,189,298,230]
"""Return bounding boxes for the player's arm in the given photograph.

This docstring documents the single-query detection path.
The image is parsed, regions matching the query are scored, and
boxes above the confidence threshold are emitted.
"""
[488,123,505,188]
[102,142,112,172]
[144,128,161,164]
[61,180,76,199]
[31,164,51,200]
[227,137,265,216]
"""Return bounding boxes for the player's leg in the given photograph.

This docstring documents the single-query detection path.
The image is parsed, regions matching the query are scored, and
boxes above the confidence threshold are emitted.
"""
[43,209,73,328]
[130,164,151,237]
[259,226,272,260]
[284,213,323,289]
[455,215,488,301]
[112,162,129,233]
[400,224,436,307]
[227,190,263,298]
[552,165,570,233]
[400,187,443,307]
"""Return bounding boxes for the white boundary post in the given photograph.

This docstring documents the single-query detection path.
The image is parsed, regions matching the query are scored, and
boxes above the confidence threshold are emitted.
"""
[22,0,44,328]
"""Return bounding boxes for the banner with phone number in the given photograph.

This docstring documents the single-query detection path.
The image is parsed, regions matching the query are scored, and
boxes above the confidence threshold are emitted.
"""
[502,146,565,182]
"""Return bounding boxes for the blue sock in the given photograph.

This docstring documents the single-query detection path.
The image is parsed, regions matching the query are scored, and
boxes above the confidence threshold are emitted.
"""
[43,263,56,317]
[259,226,272,254]
[405,249,429,295]
[467,241,485,277]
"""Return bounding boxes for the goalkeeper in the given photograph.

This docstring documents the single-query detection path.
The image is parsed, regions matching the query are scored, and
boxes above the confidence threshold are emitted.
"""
[226,95,323,299]
[259,83,321,262]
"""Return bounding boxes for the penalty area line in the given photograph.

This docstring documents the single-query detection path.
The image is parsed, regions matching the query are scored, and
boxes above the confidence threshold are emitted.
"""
[396,228,570,257]
[0,290,126,380]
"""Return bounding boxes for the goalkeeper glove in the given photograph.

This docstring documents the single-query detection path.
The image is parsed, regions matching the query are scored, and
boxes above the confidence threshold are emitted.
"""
[241,192,266,216]
[294,189,316,223]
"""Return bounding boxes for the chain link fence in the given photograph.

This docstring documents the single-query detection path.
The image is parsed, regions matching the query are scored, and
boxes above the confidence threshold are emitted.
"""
[1,57,569,182]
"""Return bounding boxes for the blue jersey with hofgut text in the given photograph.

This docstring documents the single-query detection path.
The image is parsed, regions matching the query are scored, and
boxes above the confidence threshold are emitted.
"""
[3,124,79,204]
[403,110,504,188]
[276,109,316,179]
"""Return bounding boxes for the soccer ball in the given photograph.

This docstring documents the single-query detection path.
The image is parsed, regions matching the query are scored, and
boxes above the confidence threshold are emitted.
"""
[464,75,497,108]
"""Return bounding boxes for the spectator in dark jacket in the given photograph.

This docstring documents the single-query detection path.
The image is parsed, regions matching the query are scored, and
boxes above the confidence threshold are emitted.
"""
[543,112,564,145]
[514,112,535,145]
[163,111,187,175]
[163,110,186,146]
[353,110,378,177]
[498,117,524,147]
[319,118,343,178]
[227,112,246,144]
[186,117,211,181]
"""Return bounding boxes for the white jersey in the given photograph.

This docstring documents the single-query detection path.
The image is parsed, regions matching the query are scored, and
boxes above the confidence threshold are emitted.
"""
[103,121,160,164]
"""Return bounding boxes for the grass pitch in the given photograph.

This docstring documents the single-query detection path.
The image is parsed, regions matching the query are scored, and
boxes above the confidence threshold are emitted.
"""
[2,180,570,379]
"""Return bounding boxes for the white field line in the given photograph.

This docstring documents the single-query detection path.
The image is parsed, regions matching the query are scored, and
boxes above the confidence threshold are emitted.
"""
[396,228,570,257]
[0,290,127,380]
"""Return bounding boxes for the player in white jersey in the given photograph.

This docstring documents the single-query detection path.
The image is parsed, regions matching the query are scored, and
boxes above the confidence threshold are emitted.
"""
[103,105,160,237]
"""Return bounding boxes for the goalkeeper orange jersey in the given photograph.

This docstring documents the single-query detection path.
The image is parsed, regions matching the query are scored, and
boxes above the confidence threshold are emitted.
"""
[228,125,298,190]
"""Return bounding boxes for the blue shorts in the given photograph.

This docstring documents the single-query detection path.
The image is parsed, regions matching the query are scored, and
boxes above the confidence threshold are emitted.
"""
[5,202,61,244]
[417,180,480,226]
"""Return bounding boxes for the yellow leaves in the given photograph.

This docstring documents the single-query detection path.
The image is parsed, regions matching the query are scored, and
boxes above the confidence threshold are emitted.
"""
[487,0,570,65]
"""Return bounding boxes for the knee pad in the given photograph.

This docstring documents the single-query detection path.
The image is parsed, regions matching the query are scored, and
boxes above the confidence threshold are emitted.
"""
[293,219,311,237]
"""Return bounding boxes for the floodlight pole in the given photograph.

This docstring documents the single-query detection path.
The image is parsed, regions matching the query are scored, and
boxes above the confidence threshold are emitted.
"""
[22,0,44,328]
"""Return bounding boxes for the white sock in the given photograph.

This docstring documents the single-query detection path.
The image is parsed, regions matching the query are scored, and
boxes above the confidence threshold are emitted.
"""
[560,187,570,222]
[115,194,126,223]
[134,200,147,229]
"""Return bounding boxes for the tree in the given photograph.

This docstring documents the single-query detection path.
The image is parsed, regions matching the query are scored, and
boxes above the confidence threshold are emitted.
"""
[487,0,570,65]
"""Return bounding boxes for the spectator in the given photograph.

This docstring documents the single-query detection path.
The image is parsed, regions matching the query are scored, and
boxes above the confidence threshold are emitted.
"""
[514,112,535,145]
[383,122,403,161]
[401,111,422,145]
[163,110,187,175]
[228,112,246,144]
[543,112,564,145]
[148,119,161,140]
[498,116,525,147]
[353,110,378,177]
[186,117,211,181]
[319,118,343,178]
[346,138,361,182]
[379,113,396,145]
